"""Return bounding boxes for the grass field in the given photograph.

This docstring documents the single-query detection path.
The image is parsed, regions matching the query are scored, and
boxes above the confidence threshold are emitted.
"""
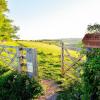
[0,40,81,87]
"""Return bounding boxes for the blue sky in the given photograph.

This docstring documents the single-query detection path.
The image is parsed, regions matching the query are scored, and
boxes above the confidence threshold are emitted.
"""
[7,0,100,40]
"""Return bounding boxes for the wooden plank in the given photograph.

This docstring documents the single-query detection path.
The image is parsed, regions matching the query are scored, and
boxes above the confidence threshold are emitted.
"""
[26,48,38,78]
[16,47,21,73]
[0,45,18,49]
[7,53,17,67]
[64,49,75,61]
[64,45,81,51]
[64,62,71,67]
[0,47,4,54]
[65,54,84,72]
[0,45,33,50]
[64,73,78,81]
[33,49,38,78]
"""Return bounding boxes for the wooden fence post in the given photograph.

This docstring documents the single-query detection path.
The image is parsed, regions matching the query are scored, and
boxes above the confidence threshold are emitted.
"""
[17,47,21,73]
[61,41,64,75]
[33,49,38,78]
[26,48,38,78]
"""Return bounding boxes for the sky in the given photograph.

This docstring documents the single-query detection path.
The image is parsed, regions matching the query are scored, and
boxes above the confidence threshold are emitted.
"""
[7,0,100,40]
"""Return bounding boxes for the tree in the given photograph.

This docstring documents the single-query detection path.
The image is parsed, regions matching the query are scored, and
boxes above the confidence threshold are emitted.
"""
[0,0,8,13]
[81,24,100,99]
[87,23,100,33]
[0,0,19,41]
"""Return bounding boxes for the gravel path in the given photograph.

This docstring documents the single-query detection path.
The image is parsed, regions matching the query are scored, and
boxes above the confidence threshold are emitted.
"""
[37,80,60,100]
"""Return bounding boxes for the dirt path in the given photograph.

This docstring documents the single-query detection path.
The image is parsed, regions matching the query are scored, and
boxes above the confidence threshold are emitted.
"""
[37,79,60,100]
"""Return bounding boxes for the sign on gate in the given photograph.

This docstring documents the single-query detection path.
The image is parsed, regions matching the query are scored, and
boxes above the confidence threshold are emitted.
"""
[27,62,33,73]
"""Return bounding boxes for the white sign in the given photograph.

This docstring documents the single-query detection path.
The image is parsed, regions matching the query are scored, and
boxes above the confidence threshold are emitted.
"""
[27,62,33,73]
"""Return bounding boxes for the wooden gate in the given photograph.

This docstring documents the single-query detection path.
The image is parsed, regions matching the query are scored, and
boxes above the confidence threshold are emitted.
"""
[0,45,38,78]
[61,41,85,81]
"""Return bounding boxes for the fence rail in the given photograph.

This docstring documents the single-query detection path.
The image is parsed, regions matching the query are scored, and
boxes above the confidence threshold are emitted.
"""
[0,45,38,78]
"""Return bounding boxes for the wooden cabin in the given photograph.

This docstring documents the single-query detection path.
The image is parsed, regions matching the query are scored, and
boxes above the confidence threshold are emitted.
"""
[82,33,100,48]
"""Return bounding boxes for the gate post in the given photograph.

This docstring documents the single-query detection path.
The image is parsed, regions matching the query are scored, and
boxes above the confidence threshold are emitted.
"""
[61,41,64,75]
[26,48,38,78]
[17,47,21,73]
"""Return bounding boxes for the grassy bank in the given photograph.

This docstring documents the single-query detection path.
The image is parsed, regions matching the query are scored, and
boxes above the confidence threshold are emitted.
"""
[0,40,79,87]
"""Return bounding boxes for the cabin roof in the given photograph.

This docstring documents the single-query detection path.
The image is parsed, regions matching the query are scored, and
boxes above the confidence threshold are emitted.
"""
[82,33,100,48]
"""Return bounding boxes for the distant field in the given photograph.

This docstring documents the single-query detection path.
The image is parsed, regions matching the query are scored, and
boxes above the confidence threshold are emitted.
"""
[0,40,81,87]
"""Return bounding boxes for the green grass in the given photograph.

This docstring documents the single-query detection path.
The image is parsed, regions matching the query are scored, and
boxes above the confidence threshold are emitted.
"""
[0,40,81,87]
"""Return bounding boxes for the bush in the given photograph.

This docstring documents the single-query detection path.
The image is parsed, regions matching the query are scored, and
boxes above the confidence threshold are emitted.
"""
[0,66,43,100]
[57,82,82,100]
[0,65,10,75]
[81,48,100,100]
[57,48,100,100]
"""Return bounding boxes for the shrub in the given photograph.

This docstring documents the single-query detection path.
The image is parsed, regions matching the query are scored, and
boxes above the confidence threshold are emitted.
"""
[82,48,100,100]
[57,48,100,100]
[57,82,82,100]
[0,65,10,75]
[0,66,43,100]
